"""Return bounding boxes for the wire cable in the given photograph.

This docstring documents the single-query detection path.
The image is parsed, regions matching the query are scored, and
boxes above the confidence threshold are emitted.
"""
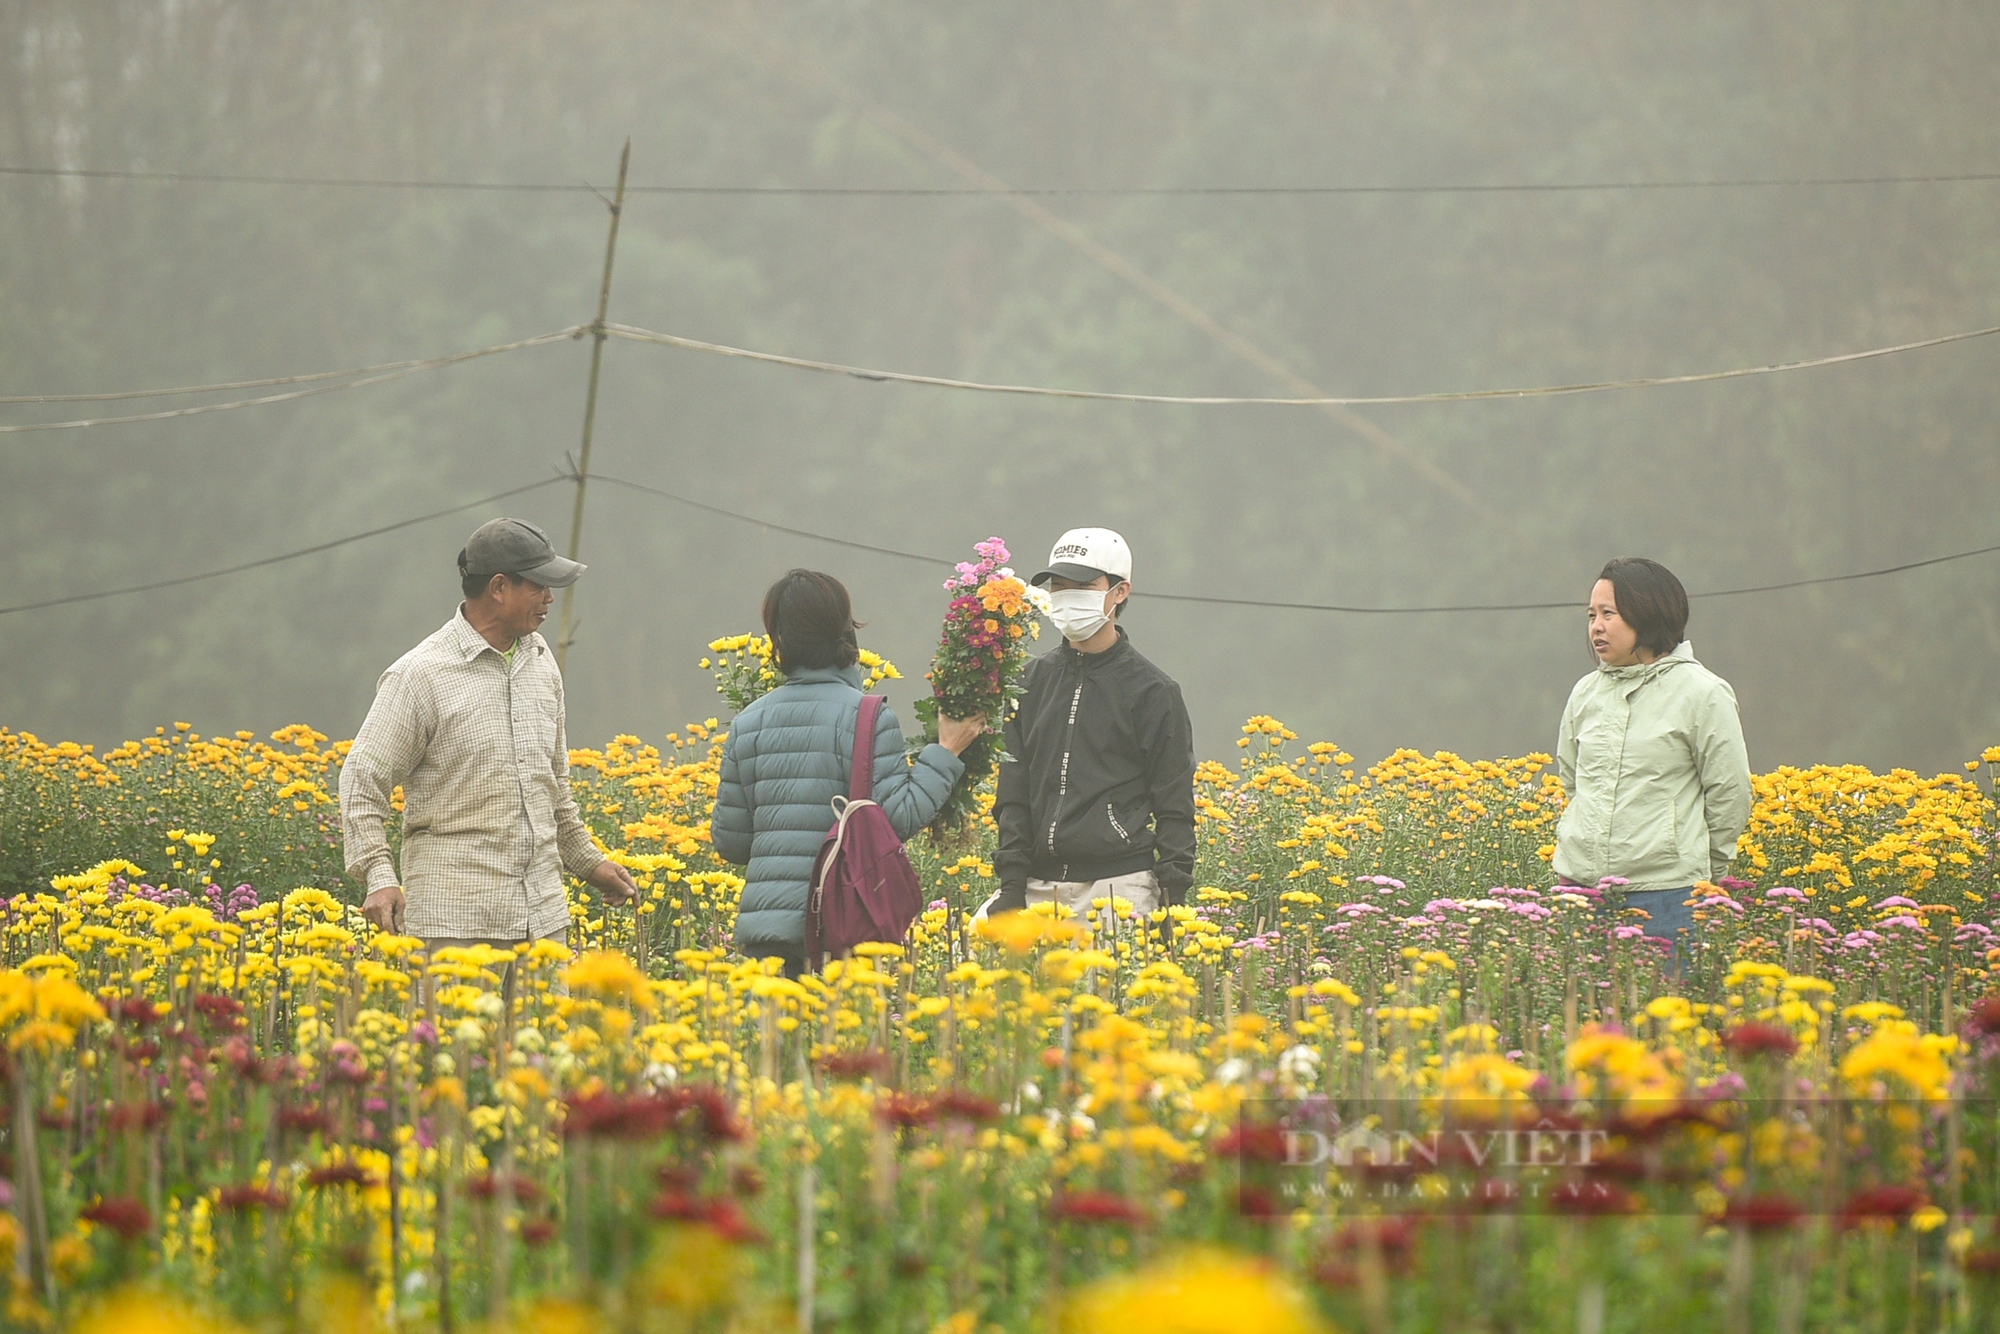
[605,321,2000,407]
[0,165,595,193]
[0,479,565,617]
[14,317,1991,427]
[580,470,2000,612]
[5,466,1998,617]
[1687,540,2000,601]
[582,472,955,563]
[0,329,583,433]
[9,163,2000,196]
[1146,541,2000,613]
[0,342,579,404]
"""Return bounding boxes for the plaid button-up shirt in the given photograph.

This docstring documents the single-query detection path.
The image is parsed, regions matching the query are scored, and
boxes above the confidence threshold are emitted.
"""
[340,609,602,941]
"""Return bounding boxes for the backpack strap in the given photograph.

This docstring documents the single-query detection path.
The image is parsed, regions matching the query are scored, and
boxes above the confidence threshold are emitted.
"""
[850,695,882,802]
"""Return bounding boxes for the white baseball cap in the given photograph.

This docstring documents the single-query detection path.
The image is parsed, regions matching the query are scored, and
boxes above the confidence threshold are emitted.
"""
[1032,527,1132,587]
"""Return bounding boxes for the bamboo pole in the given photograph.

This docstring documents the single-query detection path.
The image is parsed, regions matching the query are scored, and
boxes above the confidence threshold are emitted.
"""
[13,1071,53,1308]
[796,1157,817,1334]
[555,138,632,672]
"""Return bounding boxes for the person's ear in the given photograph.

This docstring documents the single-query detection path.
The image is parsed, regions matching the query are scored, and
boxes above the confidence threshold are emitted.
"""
[487,573,507,600]
[1109,580,1131,607]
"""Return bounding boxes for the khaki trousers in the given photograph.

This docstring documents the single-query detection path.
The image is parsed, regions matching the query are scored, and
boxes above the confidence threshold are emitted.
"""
[1025,869,1161,935]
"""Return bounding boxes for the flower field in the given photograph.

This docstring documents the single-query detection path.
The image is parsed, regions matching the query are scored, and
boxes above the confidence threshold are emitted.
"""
[5,710,2000,1333]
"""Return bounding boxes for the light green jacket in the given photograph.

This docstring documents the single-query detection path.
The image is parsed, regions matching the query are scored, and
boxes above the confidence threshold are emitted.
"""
[1554,641,1752,893]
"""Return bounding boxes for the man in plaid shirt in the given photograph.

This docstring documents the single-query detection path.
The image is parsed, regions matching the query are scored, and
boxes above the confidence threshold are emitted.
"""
[341,518,638,948]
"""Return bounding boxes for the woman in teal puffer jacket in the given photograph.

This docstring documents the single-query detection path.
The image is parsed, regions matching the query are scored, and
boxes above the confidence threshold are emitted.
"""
[711,570,984,973]
[1554,557,1752,969]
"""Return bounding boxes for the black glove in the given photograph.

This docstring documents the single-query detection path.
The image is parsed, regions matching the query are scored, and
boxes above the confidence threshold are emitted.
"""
[986,884,1028,916]
[1154,886,1186,946]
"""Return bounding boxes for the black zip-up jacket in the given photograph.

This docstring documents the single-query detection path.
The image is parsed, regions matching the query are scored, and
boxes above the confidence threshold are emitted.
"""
[990,629,1197,911]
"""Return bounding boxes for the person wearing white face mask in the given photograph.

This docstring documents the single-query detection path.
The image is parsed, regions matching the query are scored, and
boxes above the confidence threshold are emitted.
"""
[985,528,1198,937]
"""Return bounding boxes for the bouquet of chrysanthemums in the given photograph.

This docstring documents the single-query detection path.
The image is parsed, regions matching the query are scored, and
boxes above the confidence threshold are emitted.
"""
[704,634,901,714]
[913,537,1051,834]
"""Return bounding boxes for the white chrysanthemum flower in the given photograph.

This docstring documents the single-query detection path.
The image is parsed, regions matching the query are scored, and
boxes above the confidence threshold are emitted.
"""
[1277,1044,1322,1083]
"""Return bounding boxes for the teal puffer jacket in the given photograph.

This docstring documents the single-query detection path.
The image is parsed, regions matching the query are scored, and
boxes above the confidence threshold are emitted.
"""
[712,664,964,955]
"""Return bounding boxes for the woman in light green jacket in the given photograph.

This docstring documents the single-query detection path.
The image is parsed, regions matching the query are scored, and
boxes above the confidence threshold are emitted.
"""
[1554,558,1752,968]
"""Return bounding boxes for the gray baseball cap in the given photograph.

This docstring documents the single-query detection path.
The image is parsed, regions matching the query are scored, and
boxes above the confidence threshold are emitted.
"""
[459,518,587,589]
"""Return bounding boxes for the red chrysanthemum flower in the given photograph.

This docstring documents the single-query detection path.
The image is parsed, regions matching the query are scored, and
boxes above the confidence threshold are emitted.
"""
[80,1197,152,1240]
[1721,1022,1799,1060]
[876,1093,936,1130]
[816,1050,891,1081]
[1607,1101,1710,1143]
[1216,1123,1292,1164]
[218,1036,276,1083]
[565,1088,746,1143]
[305,1162,378,1190]
[1236,1185,1285,1220]
[647,1192,766,1244]
[109,997,161,1029]
[216,1184,288,1213]
[1840,1184,1927,1227]
[193,993,246,1027]
[1723,1194,1805,1231]
[1965,996,2000,1036]
[464,1173,542,1204]
[562,1091,661,1140]
[277,1105,330,1137]
[703,1196,766,1245]
[324,1039,371,1086]
[674,1086,747,1143]
[1049,1191,1148,1226]
[933,1090,1000,1124]
[1581,1152,1654,1181]
[649,1191,706,1222]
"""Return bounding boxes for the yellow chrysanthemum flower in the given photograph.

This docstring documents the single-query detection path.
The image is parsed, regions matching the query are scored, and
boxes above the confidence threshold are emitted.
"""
[975,910,1083,954]
[1061,1248,1330,1334]
[71,1289,246,1334]
[563,950,656,1012]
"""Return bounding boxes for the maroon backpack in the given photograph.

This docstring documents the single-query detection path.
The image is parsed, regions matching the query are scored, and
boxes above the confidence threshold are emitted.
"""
[804,695,926,970]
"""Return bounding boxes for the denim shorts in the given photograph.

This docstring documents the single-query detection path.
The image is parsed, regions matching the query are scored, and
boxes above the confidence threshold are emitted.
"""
[1614,887,1697,963]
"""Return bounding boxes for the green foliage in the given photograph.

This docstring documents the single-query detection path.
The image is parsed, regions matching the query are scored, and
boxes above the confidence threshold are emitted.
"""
[4,4,1999,777]
[0,724,352,901]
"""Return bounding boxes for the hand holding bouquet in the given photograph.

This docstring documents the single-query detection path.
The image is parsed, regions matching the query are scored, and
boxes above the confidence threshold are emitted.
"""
[913,538,1051,834]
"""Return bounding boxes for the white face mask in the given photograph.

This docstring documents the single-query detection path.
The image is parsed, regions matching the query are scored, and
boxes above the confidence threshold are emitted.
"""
[1047,587,1114,642]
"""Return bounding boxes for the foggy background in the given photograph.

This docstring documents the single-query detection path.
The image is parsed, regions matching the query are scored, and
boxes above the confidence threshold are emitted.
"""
[4,2,1999,777]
